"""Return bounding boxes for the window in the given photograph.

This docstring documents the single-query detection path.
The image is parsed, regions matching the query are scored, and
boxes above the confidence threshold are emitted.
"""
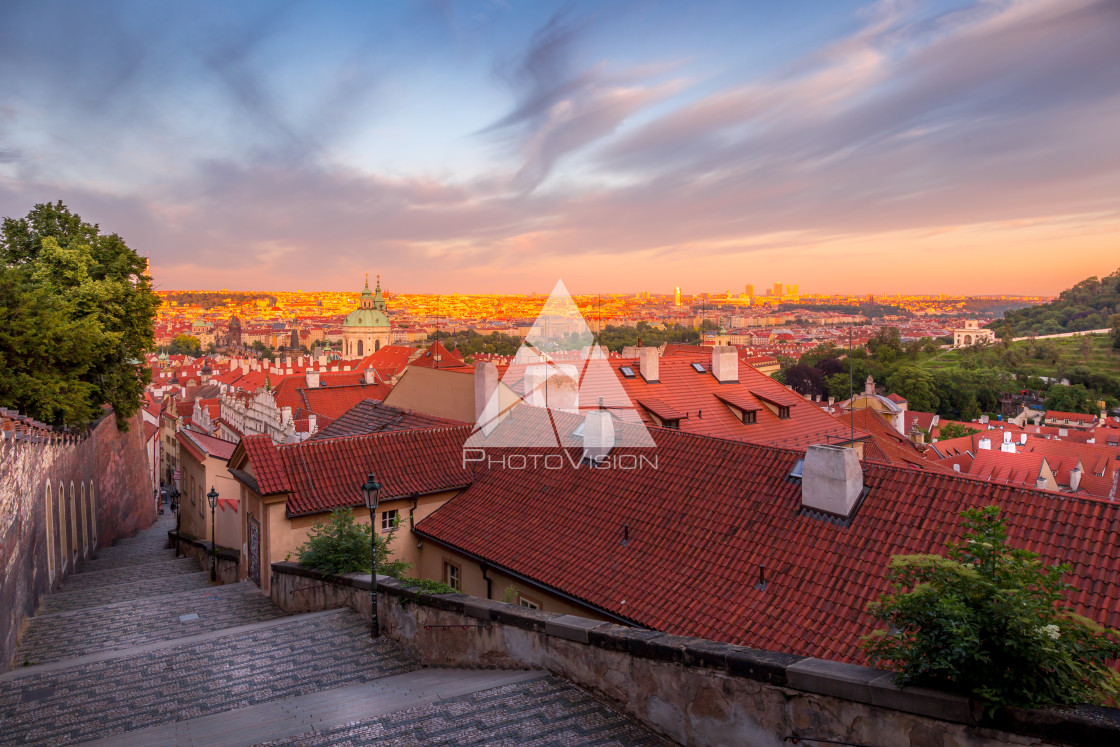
[743,410,757,424]
[381,509,399,532]
[444,562,461,591]
[519,596,540,610]
[619,366,635,378]
[777,406,791,419]
[690,362,706,373]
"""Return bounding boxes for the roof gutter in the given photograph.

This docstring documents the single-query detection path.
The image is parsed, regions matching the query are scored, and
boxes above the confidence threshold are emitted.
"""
[413,527,645,629]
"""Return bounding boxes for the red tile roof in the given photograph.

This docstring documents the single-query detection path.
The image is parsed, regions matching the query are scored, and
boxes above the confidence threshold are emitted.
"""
[409,341,465,369]
[309,400,466,441]
[240,436,290,494]
[839,409,946,471]
[417,426,1120,664]
[275,426,474,516]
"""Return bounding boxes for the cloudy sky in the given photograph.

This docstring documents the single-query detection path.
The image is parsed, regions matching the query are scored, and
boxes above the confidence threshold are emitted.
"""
[1,0,1117,295]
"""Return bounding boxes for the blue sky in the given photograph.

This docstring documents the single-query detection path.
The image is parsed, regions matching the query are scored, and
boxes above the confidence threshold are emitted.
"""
[1,0,1117,294]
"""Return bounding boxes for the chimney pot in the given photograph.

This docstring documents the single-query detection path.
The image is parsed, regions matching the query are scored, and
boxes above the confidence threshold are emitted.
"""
[802,444,863,518]
[583,409,615,462]
[1070,466,1082,492]
[639,347,659,383]
[978,437,992,450]
[711,346,738,383]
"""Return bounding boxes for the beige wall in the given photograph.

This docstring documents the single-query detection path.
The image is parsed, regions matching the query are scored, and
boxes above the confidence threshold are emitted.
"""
[413,538,612,621]
[241,488,463,593]
[383,366,476,422]
[178,449,241,550]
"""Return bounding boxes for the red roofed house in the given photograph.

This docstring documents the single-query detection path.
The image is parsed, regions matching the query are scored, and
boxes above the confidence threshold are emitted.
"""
[1045,410,1099,430]
[227,426,473,591]
[175,429,242,552]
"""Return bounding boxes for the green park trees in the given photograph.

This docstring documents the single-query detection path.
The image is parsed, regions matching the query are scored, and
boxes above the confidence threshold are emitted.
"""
[0,201,159,429]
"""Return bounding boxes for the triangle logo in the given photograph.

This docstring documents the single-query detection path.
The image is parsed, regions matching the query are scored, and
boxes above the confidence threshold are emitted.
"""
[465,279,656,453]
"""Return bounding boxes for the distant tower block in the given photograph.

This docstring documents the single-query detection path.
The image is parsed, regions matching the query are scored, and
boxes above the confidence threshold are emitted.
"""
[674,286,682,306]
[773,282,783,296]
[745,284,754,298]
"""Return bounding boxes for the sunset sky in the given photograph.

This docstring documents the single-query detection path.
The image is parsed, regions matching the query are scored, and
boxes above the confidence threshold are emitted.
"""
[1,0,1117,295]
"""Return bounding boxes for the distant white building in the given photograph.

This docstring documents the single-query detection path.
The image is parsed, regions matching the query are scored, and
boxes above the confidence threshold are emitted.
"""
[953,320,995,348]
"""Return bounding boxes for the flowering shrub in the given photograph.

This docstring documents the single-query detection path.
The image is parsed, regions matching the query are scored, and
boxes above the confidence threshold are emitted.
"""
[863,506,1120,710]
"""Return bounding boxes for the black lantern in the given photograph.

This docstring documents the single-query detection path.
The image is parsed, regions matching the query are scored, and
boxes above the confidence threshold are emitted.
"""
[206,486,218,582]
[360,471,382,638]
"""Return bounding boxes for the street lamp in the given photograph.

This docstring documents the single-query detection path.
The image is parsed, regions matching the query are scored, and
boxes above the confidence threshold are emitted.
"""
[360,471,382,638]
[170,487,181,558]
[206,487,218,582]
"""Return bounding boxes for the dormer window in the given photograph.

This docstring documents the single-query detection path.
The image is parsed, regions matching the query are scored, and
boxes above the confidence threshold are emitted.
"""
[743,410,757,424]
[778,406,791,419]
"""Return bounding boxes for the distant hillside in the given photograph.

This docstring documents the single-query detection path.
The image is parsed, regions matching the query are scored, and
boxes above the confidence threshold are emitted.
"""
[997,268,1120,336]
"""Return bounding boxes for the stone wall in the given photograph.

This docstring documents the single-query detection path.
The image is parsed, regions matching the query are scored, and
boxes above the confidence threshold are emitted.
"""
[270,561,1119,747]
[0,412,155,672]
[167,528,240,584]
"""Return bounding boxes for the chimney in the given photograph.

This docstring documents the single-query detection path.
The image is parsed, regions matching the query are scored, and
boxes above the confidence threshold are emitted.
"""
[241,363,250,375]
[952,463,960,473]
[281,406,292,425]
[548,365,580,412]
[1020,433,1027,445]
[711,346,738,383]
[1070,465,1082,492]
[978,436,992,451]
[828,396,835,406]
[475,362,499,435]
[297,355,304,367]
[363,368,376,385]
[523,364,547,407]
[583,407,615,462]
[639,347,659,383]
[307,414,317,434]
[305,369,320,389]
[801,444,864,518]
[864,375,875,395]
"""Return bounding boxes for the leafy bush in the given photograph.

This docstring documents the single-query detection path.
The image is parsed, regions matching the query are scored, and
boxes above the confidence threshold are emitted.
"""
[937,422,979,441]
[295,508,409,578]
[864,507,1120,711]
[398,576,457,595]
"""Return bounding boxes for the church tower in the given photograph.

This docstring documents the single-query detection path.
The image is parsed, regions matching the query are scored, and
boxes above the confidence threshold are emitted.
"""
[341,274,392,358]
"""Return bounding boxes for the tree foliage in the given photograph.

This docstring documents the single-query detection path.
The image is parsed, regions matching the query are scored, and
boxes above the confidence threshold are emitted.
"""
[937,422,980,441]
[864,507,1120,711]
[295,508,409,578]
[999,269,1120,336]
[0,202,159,428]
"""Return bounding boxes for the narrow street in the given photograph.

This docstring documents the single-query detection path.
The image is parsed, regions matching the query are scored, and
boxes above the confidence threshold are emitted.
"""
[1,513,662,746]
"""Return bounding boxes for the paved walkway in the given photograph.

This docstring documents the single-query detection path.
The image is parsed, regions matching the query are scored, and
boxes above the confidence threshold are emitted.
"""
[1,511,664,746]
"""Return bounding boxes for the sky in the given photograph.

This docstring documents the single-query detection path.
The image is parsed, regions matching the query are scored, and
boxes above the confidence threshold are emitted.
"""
[1,0,1117,295]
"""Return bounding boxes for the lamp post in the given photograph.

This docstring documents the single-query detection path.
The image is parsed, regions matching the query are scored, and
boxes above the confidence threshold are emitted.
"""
[206,487,218,582]
[360,471,382,638]
[170,487,181,558]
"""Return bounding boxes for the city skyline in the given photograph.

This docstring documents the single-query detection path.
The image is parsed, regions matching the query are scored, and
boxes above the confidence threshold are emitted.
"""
[2,0,1118,295]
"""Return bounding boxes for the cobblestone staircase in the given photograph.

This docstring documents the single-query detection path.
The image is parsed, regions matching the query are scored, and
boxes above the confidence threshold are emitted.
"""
[1,512,662,745]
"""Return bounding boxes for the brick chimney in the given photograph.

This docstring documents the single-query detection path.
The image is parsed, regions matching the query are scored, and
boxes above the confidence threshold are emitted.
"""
[711,346,738,383]
[474,362,499,434]
[802,444,864,518]
[583,407,615,462]
[639,347,659,383]
[305,369,320,388]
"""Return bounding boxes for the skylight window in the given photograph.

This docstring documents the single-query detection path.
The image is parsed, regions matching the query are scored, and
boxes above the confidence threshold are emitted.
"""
[691,362,706,373]
[619,366,635,378]
[789,458,804,479]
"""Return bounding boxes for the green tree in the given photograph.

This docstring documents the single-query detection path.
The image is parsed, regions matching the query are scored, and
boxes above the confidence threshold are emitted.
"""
[864,507,1120,711]
[1110,313,1120,350]
[885,366,938,413]
[0,202,159,428]
[1045,384,1094,414]
[937,422,979,440]
[168,334,202,356]
[296,508,409,578]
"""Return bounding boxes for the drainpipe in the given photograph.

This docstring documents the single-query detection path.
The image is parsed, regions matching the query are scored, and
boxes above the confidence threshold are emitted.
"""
[409,495,419,530]
[480,563,492,600]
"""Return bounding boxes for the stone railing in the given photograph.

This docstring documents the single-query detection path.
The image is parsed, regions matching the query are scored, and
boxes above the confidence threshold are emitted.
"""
[269,562,1117,747]
[168,529,239,585]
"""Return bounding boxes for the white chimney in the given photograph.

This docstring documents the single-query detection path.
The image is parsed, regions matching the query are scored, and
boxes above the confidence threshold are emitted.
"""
[523,364,547,407]
[828,396,835,406]
[711,346,738,383]
[297,355,304,367]
[305,369,320,388]
[475,362,499,435]
[639,347,659,383]
[802,444,864,518]
[978,437,992,451]
[363,368,376,385]
[281,406,292,425]
[1020,433,1027,445]
[307,414,317,434]
[582,408,615,462]
[1070,466,1082,492]
[953,464,961,473]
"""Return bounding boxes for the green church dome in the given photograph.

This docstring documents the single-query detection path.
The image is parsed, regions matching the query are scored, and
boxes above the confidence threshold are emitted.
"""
[343,274,390,328]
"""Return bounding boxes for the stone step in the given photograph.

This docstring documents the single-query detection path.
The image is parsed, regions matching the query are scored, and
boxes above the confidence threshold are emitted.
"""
[85,668,549,747]
[62,557,202,591]
[76,548,179,573]
[38,570,213,614]
[16,581,287,667]
[0,609,419,746]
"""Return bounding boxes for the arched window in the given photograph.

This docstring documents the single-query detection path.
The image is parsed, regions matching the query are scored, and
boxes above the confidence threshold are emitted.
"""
[45,484,55,581]
[358,340,364,357]
[374,339,381,352]
[58,482,68,571]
